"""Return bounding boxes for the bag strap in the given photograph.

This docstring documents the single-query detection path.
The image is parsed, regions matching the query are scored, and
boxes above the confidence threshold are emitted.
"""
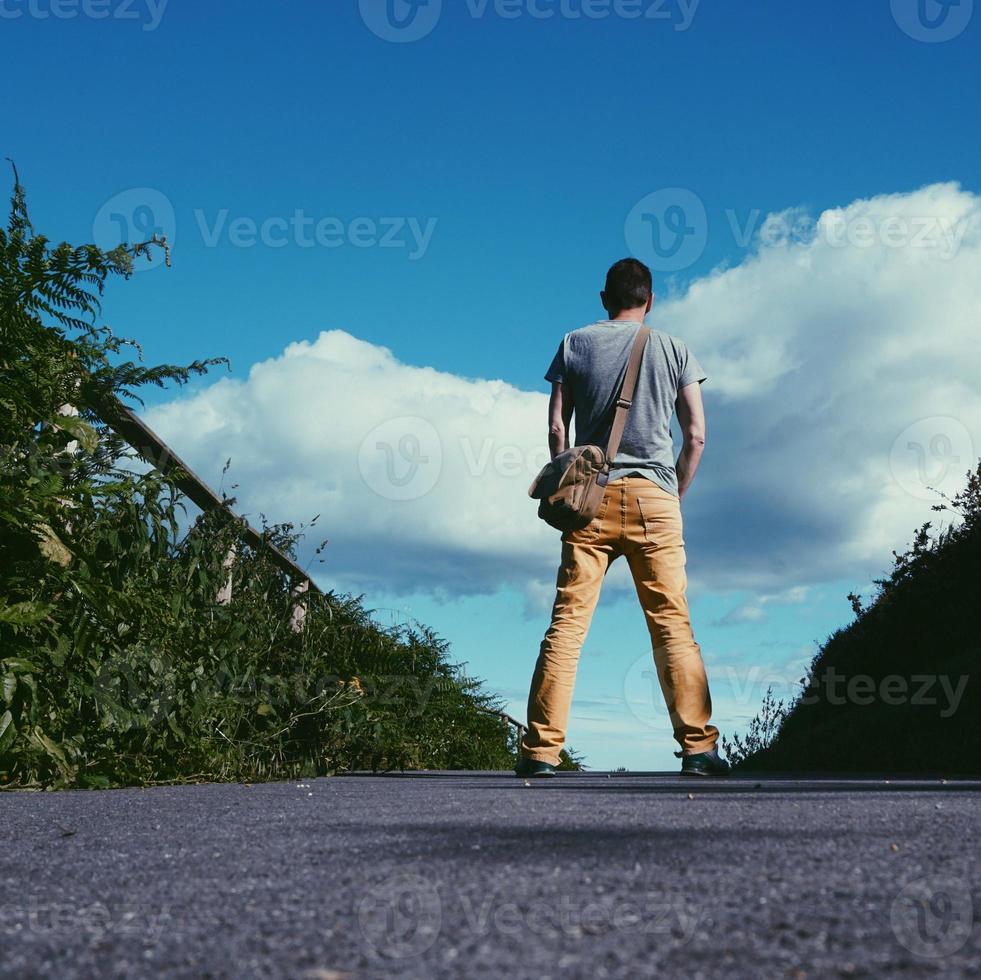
[603,325,651,471]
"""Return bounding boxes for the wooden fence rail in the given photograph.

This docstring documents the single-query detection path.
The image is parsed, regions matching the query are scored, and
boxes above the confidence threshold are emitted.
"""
[85,391,527,741]
[93,391,321,604]
[491,711,528,740]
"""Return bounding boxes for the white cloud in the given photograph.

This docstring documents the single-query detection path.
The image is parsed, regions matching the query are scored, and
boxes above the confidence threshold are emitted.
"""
[146,329,561,597]
[660,181,981,590]
[713,586,809,626]
[147,182,981,605]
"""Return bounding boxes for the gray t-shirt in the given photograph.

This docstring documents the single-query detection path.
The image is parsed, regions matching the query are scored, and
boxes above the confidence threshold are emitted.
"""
[545,320,706,496]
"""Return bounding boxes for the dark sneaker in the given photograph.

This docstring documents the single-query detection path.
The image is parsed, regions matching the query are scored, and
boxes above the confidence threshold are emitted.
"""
[514,757,557,778]
[678,748,730,777]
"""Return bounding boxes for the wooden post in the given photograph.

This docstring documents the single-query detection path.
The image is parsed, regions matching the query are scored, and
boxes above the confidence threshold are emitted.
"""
[289,579,309,634]
[50,403,81,536]
[216,545,236,606]
[56,403,81,454]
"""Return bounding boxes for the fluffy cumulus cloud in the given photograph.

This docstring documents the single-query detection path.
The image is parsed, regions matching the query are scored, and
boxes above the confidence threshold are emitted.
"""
[147,182,981,606]
[662,182,981,591]
[146,329,560,597]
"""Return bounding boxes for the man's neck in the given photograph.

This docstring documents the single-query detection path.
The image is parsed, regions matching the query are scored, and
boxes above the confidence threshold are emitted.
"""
[603,309,647,324]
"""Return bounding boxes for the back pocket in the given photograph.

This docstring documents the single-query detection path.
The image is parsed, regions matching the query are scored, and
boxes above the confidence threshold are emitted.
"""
[635,491,681,544]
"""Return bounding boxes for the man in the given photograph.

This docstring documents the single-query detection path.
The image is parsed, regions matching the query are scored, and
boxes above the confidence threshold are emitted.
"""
[517,258,728,778]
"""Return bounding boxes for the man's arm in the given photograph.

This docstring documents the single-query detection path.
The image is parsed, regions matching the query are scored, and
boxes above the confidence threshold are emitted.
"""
[548,381,574,459]
[675,381,706,500]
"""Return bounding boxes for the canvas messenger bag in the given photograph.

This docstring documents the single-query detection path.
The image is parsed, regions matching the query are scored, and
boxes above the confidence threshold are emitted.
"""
[528,325,651,533]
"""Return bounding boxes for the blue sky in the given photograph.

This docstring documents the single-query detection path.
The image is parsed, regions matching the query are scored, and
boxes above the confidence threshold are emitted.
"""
[5,0,981,769]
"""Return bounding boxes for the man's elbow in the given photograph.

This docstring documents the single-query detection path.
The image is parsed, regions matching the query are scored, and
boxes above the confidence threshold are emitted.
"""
[549,423,567,440]
[683,429,706,449]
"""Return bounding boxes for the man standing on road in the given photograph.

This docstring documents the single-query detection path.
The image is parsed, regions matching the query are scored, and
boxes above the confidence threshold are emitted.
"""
[517,258,728,778]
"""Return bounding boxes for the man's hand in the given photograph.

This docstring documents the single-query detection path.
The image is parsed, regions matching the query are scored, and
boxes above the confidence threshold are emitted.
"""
[675,381,706,500]
[548,381,573,459]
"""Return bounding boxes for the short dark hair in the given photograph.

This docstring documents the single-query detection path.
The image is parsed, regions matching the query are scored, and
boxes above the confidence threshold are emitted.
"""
[603,258,652,314]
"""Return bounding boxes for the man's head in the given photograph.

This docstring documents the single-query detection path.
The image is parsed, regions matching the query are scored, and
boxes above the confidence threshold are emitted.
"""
[601,258,654,319]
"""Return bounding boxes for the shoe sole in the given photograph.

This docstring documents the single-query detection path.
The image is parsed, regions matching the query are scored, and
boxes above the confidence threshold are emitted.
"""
[680,769,729,777]
[514,770,557,778]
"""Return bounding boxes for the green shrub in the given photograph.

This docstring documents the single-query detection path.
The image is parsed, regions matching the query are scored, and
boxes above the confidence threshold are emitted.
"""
[734,463,981,774]
[720,686,787,769]
[0,171,516,788]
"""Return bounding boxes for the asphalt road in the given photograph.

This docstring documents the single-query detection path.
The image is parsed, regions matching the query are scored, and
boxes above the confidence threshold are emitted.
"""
[2,772,980,979]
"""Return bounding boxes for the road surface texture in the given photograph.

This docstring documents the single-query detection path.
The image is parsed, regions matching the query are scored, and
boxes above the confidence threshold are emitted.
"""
[2,772,980,979]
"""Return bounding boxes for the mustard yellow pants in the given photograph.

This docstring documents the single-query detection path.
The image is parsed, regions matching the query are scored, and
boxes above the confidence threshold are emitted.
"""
[522,475,719,764]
